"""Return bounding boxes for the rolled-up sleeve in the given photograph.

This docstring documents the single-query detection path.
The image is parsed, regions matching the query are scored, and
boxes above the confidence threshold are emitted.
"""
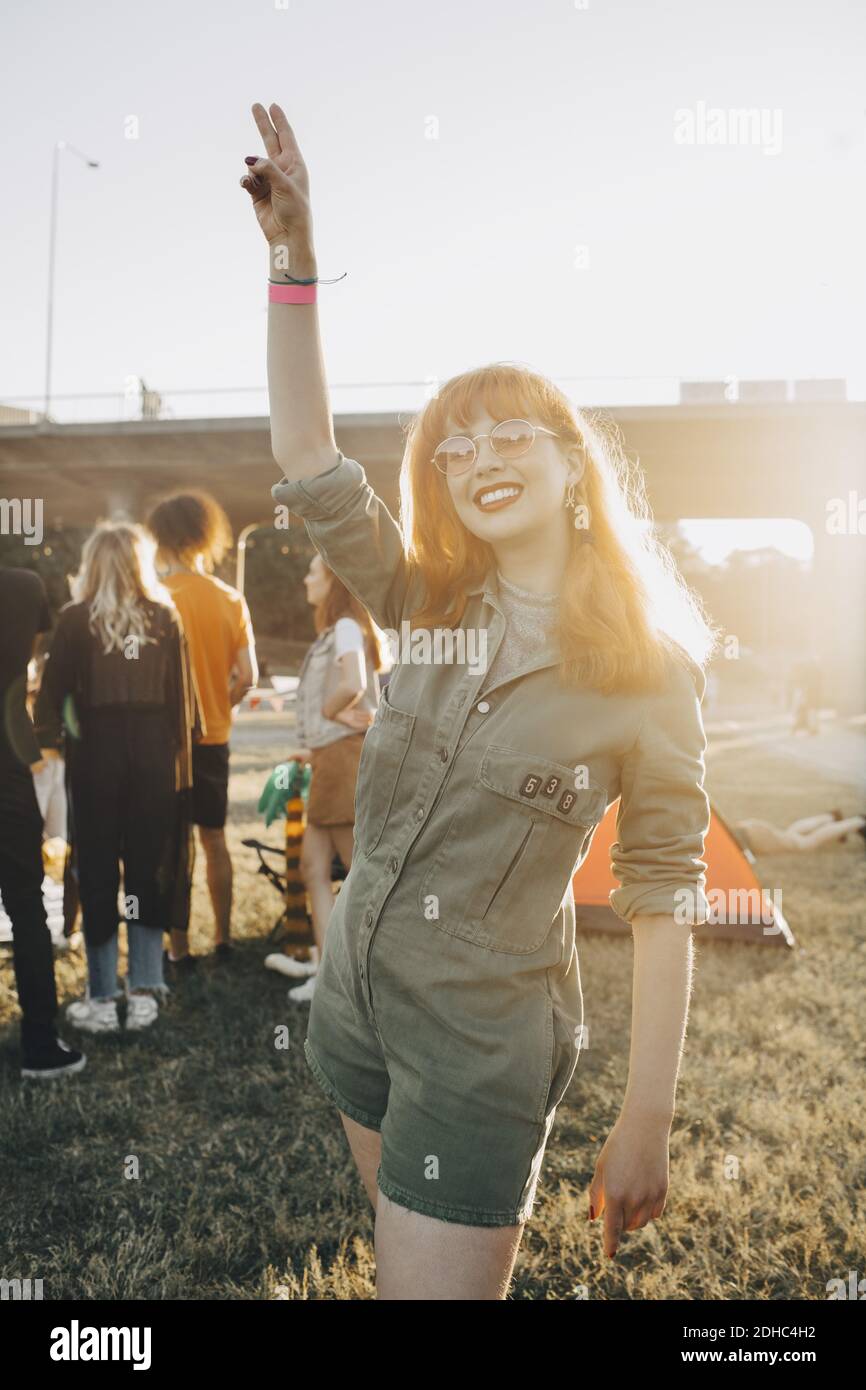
[609,648,711,926]
[272,451,423,633]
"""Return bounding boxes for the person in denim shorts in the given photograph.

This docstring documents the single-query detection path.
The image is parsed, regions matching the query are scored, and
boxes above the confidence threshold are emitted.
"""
[244,101,715,1299]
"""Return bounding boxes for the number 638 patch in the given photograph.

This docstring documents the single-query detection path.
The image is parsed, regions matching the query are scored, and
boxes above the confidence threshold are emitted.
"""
[520,771,577,816]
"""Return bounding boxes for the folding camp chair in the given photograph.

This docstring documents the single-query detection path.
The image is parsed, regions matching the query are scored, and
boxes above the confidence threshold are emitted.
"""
[243,759,348,950]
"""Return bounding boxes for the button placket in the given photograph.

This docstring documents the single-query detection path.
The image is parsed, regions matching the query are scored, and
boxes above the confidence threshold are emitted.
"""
[359,905,375,1004]
[360,776,430,1008]
[360,663,481,1010]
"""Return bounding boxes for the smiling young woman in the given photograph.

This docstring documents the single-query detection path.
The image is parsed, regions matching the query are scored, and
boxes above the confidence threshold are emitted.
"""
[399,370,715,695]
[243,100,721,1300]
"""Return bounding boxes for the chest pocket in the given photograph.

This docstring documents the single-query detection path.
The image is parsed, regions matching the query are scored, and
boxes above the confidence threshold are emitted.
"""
[355,686,416,857]
[418,744,608,954]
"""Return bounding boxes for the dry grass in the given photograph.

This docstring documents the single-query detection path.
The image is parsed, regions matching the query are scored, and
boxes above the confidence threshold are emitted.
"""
[1,716,864,1300]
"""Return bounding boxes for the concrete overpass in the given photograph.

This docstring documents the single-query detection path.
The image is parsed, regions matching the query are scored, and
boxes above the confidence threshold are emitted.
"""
[1,402,864,706]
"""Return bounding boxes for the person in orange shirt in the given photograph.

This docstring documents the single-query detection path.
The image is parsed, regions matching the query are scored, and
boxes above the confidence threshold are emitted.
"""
[146,492,258,962]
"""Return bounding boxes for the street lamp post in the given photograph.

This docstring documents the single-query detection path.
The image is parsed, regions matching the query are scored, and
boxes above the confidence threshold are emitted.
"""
[236,522,266,595]
[44,140,100,424]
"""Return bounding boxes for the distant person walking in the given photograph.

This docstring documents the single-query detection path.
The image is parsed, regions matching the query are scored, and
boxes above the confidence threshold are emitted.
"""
[147,491,257,962]
[267,553,382,1001]
[34,524,197,1033]
[0,566,85,1079]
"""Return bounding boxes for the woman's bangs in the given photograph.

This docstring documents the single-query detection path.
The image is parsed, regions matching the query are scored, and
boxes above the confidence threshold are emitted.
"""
[442,373,547,437]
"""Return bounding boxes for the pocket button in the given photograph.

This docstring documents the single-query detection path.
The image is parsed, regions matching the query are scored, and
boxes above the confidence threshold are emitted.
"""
[476,700,490,713]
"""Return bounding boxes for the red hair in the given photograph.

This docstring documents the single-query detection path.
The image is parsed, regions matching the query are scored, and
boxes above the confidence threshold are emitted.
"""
[315,564,384,671]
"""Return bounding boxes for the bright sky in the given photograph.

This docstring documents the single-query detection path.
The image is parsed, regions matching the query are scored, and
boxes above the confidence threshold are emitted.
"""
[2,0,865,424]
[680,517,813,564]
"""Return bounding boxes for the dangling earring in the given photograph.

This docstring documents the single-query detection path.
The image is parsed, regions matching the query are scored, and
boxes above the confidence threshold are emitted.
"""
[564,475,592,536]
[561,472,583,525]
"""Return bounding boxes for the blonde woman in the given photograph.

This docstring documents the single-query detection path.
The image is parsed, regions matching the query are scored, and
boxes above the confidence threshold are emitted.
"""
[243,102,719,1300]
[35,523,197,1034]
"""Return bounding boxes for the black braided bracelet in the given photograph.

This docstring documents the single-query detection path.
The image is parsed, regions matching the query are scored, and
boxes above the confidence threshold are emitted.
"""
[267,272,348,286]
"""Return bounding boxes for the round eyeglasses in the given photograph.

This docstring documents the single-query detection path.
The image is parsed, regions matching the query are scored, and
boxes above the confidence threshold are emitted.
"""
[431,418,561,476]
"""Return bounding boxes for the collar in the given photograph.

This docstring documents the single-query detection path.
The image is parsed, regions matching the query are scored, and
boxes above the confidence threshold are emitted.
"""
[464,564,562,676]
[465,562,499,601]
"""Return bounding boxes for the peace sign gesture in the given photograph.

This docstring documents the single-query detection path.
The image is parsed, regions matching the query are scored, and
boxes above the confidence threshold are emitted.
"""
[241,102,313,247]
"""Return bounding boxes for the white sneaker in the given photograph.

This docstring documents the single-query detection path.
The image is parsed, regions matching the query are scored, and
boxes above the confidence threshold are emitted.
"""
[265,952,318,979]
[66,997,120,1034]
[126,992,159,1031]
[287,975,317,1004]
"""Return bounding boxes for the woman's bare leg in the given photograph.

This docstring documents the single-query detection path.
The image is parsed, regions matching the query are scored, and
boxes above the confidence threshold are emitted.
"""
[788,813,835,834]
[375,1193,525,1300]
[736,819,795,854]
[330,824,355,871]
[339,1111,381,1210]
[300,821,341,955]
[338,1112,524,1298]
[791,816,866,850]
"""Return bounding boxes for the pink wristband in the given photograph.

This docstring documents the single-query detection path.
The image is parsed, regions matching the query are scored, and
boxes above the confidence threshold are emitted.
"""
[268,281,317,305]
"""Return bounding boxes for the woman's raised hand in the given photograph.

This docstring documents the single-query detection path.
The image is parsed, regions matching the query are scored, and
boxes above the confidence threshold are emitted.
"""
[242,102,313,247]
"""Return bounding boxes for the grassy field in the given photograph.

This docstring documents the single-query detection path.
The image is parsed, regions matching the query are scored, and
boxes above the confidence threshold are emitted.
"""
[1,713,864,1301]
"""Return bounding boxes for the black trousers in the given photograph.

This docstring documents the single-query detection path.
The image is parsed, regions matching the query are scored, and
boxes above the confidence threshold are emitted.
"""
[68,708,176,945]
[0,756,58,1052]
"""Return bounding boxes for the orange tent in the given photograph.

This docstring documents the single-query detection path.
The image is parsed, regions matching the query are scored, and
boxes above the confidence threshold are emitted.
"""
[572,801,795,947]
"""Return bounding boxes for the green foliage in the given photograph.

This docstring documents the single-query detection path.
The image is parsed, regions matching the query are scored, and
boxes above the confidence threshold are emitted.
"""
[223,528,317,645]
[0,528,90,615]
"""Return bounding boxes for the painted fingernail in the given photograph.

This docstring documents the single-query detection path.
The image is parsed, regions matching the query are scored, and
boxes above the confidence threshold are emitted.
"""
[244,156,259,165]
[589,1205,595,1220]
[608,1249,617,1259]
